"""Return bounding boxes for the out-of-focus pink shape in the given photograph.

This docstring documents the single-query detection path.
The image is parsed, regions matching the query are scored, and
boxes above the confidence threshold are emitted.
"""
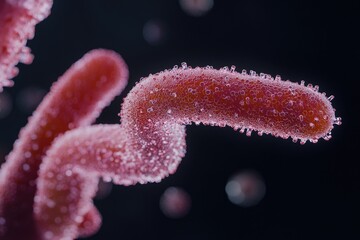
[0,0,53,91]
[77,206,102,238]
[16,86,46,113]
[225,170,266,207]
[0,91,13,118]
[143,20,167,45]
[179,0,214,17]
[0,49,128,240]
[160,187,191,218]
[34,65,340,239]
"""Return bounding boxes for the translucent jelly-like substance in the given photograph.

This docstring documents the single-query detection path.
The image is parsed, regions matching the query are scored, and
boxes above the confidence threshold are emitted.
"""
[34,65,340,239]
[0,0,53,90]
[0,49,128,240]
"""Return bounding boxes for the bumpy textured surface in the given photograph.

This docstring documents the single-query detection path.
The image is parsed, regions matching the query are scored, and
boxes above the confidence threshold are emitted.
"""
[0,0,53,90]
[34,64,340,239]
[0,49,128,240]
[122,65,339,143]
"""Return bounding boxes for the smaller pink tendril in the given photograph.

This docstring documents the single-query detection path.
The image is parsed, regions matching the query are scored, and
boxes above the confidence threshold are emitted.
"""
[0,49,128,240]
[31,63,341,239]
[0,0,53,90]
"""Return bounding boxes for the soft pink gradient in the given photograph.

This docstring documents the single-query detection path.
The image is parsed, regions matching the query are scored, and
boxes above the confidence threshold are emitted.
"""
[0,0,53,90]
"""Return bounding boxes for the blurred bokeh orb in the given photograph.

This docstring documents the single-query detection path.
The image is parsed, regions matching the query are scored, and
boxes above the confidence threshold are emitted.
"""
[16,87,46,113]
[179,0,214,17]
[225,170,266,207]
[143,20,167,45]
[0,92,12,119]
[160,187,191,218]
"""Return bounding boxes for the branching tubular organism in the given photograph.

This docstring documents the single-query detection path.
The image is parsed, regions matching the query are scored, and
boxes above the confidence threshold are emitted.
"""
[0,1,342,240]
[0,0,53,90]
[0,49,128,239]
[33,64,341,239]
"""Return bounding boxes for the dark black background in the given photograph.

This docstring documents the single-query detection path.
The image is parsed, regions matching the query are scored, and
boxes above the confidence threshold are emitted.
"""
[1,0,359,239]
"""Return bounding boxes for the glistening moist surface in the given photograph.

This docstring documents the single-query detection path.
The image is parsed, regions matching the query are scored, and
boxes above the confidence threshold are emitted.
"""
[0,0,53,90]
[122,66,339,144]
[33,65,340,240]
[0,49,128,240]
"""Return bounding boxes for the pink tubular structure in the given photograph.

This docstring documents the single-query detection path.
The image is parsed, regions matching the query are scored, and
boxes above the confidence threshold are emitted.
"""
[0,2,342,239]
[32,64,340,239]
[0,0,53,90]
[0,49,129,240]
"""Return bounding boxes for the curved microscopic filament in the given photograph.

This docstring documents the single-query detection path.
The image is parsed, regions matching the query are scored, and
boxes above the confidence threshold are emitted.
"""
[34,65,340,239]
[0,0,53,90]
[0,49,128,240]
